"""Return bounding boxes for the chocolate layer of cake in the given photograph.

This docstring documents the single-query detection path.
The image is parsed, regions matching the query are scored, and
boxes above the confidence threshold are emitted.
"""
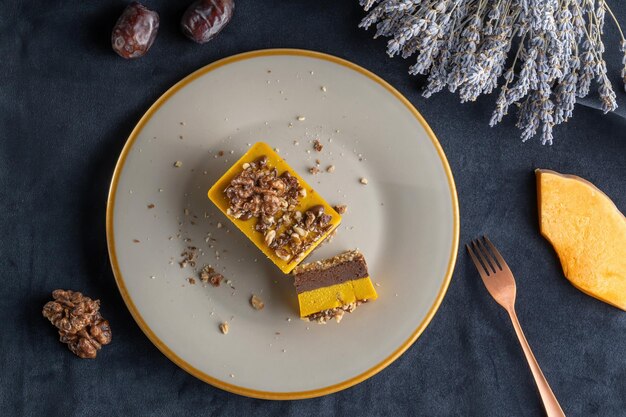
[293,251,368,293]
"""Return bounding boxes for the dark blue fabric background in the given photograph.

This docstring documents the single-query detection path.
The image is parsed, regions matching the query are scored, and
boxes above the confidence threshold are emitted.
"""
[2,1,625,416]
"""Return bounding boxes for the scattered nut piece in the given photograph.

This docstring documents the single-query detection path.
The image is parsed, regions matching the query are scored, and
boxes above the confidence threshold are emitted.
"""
[217,222,223,228]
[133,239,140,243]
[309,166,320,175]
[179,246,198,268]
[294,226,307,237]
[275,248,292,261]
[264,229,276,245]
[313,140,323,152]
[217,150,224,157]
[334,204,348,214]
[219,322,229,335]
[147,203,155,209]
[326,165,335,173]
[250,294,265,310]
[321,86,327,92]
[296,116,306,121]
[199,265,224,287]
[174,161,183,168]
[360,177,368,185]
[187,277,196,285]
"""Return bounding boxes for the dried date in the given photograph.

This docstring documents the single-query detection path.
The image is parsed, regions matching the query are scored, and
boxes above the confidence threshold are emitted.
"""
[181,0,234,44]
[111,2,160,59]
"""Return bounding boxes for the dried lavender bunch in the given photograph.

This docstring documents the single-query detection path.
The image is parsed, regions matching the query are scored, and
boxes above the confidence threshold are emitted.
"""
[359,0,626,144]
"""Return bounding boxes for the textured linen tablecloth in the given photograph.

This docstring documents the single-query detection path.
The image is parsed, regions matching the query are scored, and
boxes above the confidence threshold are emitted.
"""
[2,1,625,416]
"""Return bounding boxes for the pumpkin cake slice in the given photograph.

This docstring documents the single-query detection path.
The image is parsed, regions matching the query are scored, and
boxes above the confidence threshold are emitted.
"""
[292,250,378,323]
[208,142,341,274]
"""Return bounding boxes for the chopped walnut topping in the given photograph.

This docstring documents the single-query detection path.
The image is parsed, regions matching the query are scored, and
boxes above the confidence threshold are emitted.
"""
[250,294,265,310]
[219,322,229,335]
[224,155,335,263]
[334,204,348,214]
[224,156,304,221]
[313,140,323,152]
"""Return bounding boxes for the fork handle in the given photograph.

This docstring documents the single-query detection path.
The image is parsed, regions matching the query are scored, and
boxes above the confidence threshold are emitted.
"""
[508,309,566,417]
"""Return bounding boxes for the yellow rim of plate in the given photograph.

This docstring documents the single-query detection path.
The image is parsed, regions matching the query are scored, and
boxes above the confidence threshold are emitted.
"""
[106,49,460,400]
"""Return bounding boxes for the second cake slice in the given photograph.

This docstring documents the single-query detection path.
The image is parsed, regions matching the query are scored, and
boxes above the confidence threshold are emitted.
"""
[293,250,378,323]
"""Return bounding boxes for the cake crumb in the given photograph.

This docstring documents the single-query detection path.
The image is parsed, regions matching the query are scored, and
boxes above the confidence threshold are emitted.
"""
[313,139,323,152]
[217,150,224,157]
[219,322,229,335]
[250,294,265,310]
[360,177,369,185]
[296,116,306,121]
[334,204,347,214]
[229,373,235,378]
[147,203,155,209]
[133,239,140,243]
[309,166,320,175]
[174,161,183,168]
[326,165,335,173]
[217,222,223,229]
[321,86,327,92]
[179,246,198,268]
[187,277,196,285]
[200,265,224,286]
[375,282,381,287]
[179,135,183,140]
[293,140,299,146]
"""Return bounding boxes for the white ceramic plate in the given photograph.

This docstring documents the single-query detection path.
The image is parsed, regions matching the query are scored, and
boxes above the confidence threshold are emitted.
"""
[107,49,459,399]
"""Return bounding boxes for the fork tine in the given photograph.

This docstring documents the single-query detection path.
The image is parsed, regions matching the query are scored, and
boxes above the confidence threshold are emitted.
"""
[472,239,496,274]
[484,236,510,271]
[476,236,501,271]
[466,243,489,278]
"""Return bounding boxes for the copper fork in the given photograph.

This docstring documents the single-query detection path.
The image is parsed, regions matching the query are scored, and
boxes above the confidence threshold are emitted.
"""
[467,236,566,417]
